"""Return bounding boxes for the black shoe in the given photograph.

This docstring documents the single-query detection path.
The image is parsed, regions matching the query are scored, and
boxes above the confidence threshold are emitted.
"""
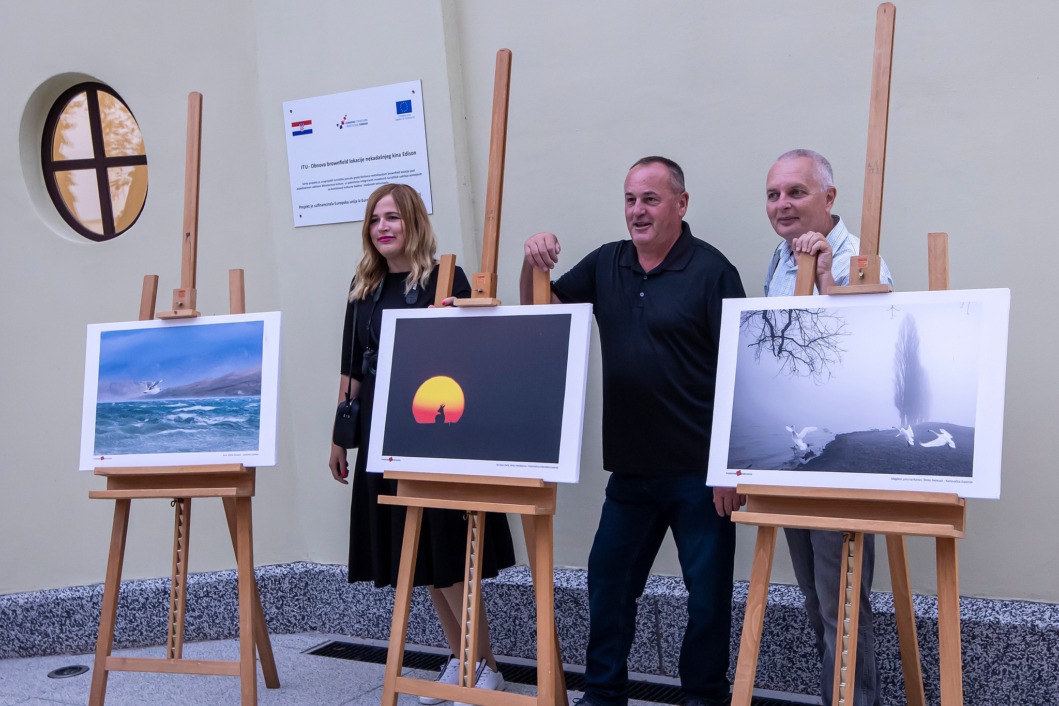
[683,697,731,706]
[573,696,625,706]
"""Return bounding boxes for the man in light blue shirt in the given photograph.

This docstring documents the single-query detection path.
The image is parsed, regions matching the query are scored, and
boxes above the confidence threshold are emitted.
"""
[763,149,891,706]
[765,149,892,297]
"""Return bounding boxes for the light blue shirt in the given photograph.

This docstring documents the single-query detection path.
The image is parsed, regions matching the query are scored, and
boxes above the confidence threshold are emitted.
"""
[764,215,893,296]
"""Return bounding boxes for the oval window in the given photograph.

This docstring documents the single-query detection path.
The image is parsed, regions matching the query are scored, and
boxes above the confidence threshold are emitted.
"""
[41,82,148,242]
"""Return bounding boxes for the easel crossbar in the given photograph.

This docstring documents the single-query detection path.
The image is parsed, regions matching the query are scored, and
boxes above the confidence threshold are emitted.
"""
[734,512,963,538]
[396,676,538,706]
[733,485,966,537]
[92,468,255,495]
[379,496,553,515]
[89,487,243,500]
[379,475,557,515]
[95,464,247,476]
[105,656,241,677]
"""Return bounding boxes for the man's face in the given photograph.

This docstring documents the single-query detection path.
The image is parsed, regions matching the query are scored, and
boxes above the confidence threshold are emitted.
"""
[765,156,836,241]
[624,163,688,249]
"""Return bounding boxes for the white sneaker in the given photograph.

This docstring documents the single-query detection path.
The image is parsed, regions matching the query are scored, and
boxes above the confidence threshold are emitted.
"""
[454,659,505,706]
[420,655,459,704]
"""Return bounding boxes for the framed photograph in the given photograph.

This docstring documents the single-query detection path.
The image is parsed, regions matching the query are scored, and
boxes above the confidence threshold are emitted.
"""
[366,304,593,482]
[80,312,282,470]
[707,289,1010,498]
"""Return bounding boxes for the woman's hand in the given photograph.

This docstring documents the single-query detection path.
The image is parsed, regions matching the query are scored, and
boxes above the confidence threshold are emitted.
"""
[329,443,349,484]
[429,296,458,309]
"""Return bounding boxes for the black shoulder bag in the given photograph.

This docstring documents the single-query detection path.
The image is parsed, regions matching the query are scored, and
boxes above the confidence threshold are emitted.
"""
[332,298,361,449]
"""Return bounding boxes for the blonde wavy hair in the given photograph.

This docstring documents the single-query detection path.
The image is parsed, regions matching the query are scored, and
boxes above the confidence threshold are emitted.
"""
[349,183,437,301]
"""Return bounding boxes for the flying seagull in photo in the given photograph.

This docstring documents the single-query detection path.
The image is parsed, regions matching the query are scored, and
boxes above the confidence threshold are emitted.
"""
[920,429,955,448]
[786,425,817,452]
[894,425,915,445]
[139,380,163,394]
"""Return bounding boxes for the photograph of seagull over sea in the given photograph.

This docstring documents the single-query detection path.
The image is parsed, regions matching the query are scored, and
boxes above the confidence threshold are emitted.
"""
[707,289,1010,499]
[80,312,282,470]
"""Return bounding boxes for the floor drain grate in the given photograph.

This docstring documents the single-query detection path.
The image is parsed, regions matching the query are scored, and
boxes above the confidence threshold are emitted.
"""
[307,640,808,706]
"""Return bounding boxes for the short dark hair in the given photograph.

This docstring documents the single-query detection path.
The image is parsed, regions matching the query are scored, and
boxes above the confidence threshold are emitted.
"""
[630,155,686,193]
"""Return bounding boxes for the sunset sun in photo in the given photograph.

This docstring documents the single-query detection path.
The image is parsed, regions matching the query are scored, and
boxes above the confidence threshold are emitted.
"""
[411,376,465,424]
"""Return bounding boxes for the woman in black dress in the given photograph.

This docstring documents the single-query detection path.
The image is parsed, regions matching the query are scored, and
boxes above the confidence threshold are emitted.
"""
[328,183,514,697]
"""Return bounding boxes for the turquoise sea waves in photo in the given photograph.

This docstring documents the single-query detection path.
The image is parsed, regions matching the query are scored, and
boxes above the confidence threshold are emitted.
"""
[94,397,261,455]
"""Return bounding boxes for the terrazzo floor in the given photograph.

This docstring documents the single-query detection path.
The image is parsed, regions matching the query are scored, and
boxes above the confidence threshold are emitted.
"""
[0,633,682,706]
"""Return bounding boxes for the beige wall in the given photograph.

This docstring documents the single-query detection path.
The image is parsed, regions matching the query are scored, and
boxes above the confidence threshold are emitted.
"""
[2,1,1055,604]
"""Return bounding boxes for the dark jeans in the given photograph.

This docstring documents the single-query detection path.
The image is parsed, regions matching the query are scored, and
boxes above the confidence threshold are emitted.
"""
[584,473,736,706]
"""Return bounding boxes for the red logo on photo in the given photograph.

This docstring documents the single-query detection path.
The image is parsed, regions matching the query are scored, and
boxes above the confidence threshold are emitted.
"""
[735,470,743,476]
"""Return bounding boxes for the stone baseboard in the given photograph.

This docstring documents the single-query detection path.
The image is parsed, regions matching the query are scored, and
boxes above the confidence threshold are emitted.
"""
[2,563,1056,705]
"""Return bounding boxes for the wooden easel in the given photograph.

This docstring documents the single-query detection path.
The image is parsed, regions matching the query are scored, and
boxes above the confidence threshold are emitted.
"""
[88,92,279,706]
[379,49,568,706]
[731,5,968,706]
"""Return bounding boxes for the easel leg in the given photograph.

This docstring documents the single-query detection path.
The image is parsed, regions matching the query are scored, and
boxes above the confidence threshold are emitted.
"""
[234,497,258,705]
[831,533,864,706]
[886,535,925,706]
[167,498,191,659]
[731,526,777,706]
[532,515,561,706]
[89,499,131,706]
[936,538,964,706]
[521,514,567,706]
[223,496,279,689]
[382,506,424,706]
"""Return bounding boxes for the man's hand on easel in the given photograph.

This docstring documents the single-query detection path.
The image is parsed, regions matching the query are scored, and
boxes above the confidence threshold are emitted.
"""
[524,232,562,270]
[790,231,837,294]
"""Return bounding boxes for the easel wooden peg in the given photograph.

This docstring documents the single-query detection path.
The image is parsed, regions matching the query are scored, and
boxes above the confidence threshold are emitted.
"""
[88,92,278,706]
[380,48,567,706]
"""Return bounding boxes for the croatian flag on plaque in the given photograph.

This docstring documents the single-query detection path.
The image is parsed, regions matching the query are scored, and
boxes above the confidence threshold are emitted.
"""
[291,119,313,136]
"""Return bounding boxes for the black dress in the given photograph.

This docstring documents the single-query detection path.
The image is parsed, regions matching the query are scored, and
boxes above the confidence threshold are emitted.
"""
[340,265,516,588]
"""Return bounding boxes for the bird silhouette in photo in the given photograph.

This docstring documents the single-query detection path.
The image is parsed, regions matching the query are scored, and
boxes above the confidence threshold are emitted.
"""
[920,428,955,448]
[786,425,817,453]
[139,380,162,395]
[894,425,915,446]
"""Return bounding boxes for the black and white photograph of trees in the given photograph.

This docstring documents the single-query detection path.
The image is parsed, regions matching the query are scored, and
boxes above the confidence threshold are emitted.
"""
[727,299,980,478]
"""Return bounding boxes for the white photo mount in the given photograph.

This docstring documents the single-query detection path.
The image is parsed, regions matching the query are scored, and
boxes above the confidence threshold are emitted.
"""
[366,303,592,482]
[80,311,282,470]
[707,288,1009,499]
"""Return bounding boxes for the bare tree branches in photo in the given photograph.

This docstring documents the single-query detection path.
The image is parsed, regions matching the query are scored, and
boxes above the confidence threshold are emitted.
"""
[893,314,931,426]
[740,308,849,382]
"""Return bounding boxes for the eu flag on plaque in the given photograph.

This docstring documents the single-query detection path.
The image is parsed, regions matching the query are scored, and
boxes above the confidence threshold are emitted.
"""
[395,100,412,115]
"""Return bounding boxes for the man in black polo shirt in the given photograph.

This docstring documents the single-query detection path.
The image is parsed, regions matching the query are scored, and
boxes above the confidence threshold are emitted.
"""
[520,156,746,706]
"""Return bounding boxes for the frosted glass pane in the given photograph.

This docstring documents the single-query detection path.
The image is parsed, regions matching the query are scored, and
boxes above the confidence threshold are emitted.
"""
[52,92,94,161]
[56,169,103,234]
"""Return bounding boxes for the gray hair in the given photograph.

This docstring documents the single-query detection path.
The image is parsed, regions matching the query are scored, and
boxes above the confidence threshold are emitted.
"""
[630,155,686,194]
[776,149,834,189]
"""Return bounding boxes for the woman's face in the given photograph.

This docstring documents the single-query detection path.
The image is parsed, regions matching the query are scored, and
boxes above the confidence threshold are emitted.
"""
[369,194,410,271]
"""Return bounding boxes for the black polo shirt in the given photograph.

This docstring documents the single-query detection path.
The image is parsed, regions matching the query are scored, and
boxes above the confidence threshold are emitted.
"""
[552,223,745,476]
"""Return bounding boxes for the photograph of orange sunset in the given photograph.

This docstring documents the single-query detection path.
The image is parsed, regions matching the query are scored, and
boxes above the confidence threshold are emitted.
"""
[411,376,465,424]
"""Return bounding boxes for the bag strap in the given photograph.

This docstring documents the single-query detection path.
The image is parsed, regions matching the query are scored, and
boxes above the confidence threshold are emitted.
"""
[344,298,359,403]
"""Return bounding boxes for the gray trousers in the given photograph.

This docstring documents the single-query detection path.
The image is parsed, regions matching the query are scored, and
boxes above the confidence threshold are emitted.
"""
[785,528,882,706]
